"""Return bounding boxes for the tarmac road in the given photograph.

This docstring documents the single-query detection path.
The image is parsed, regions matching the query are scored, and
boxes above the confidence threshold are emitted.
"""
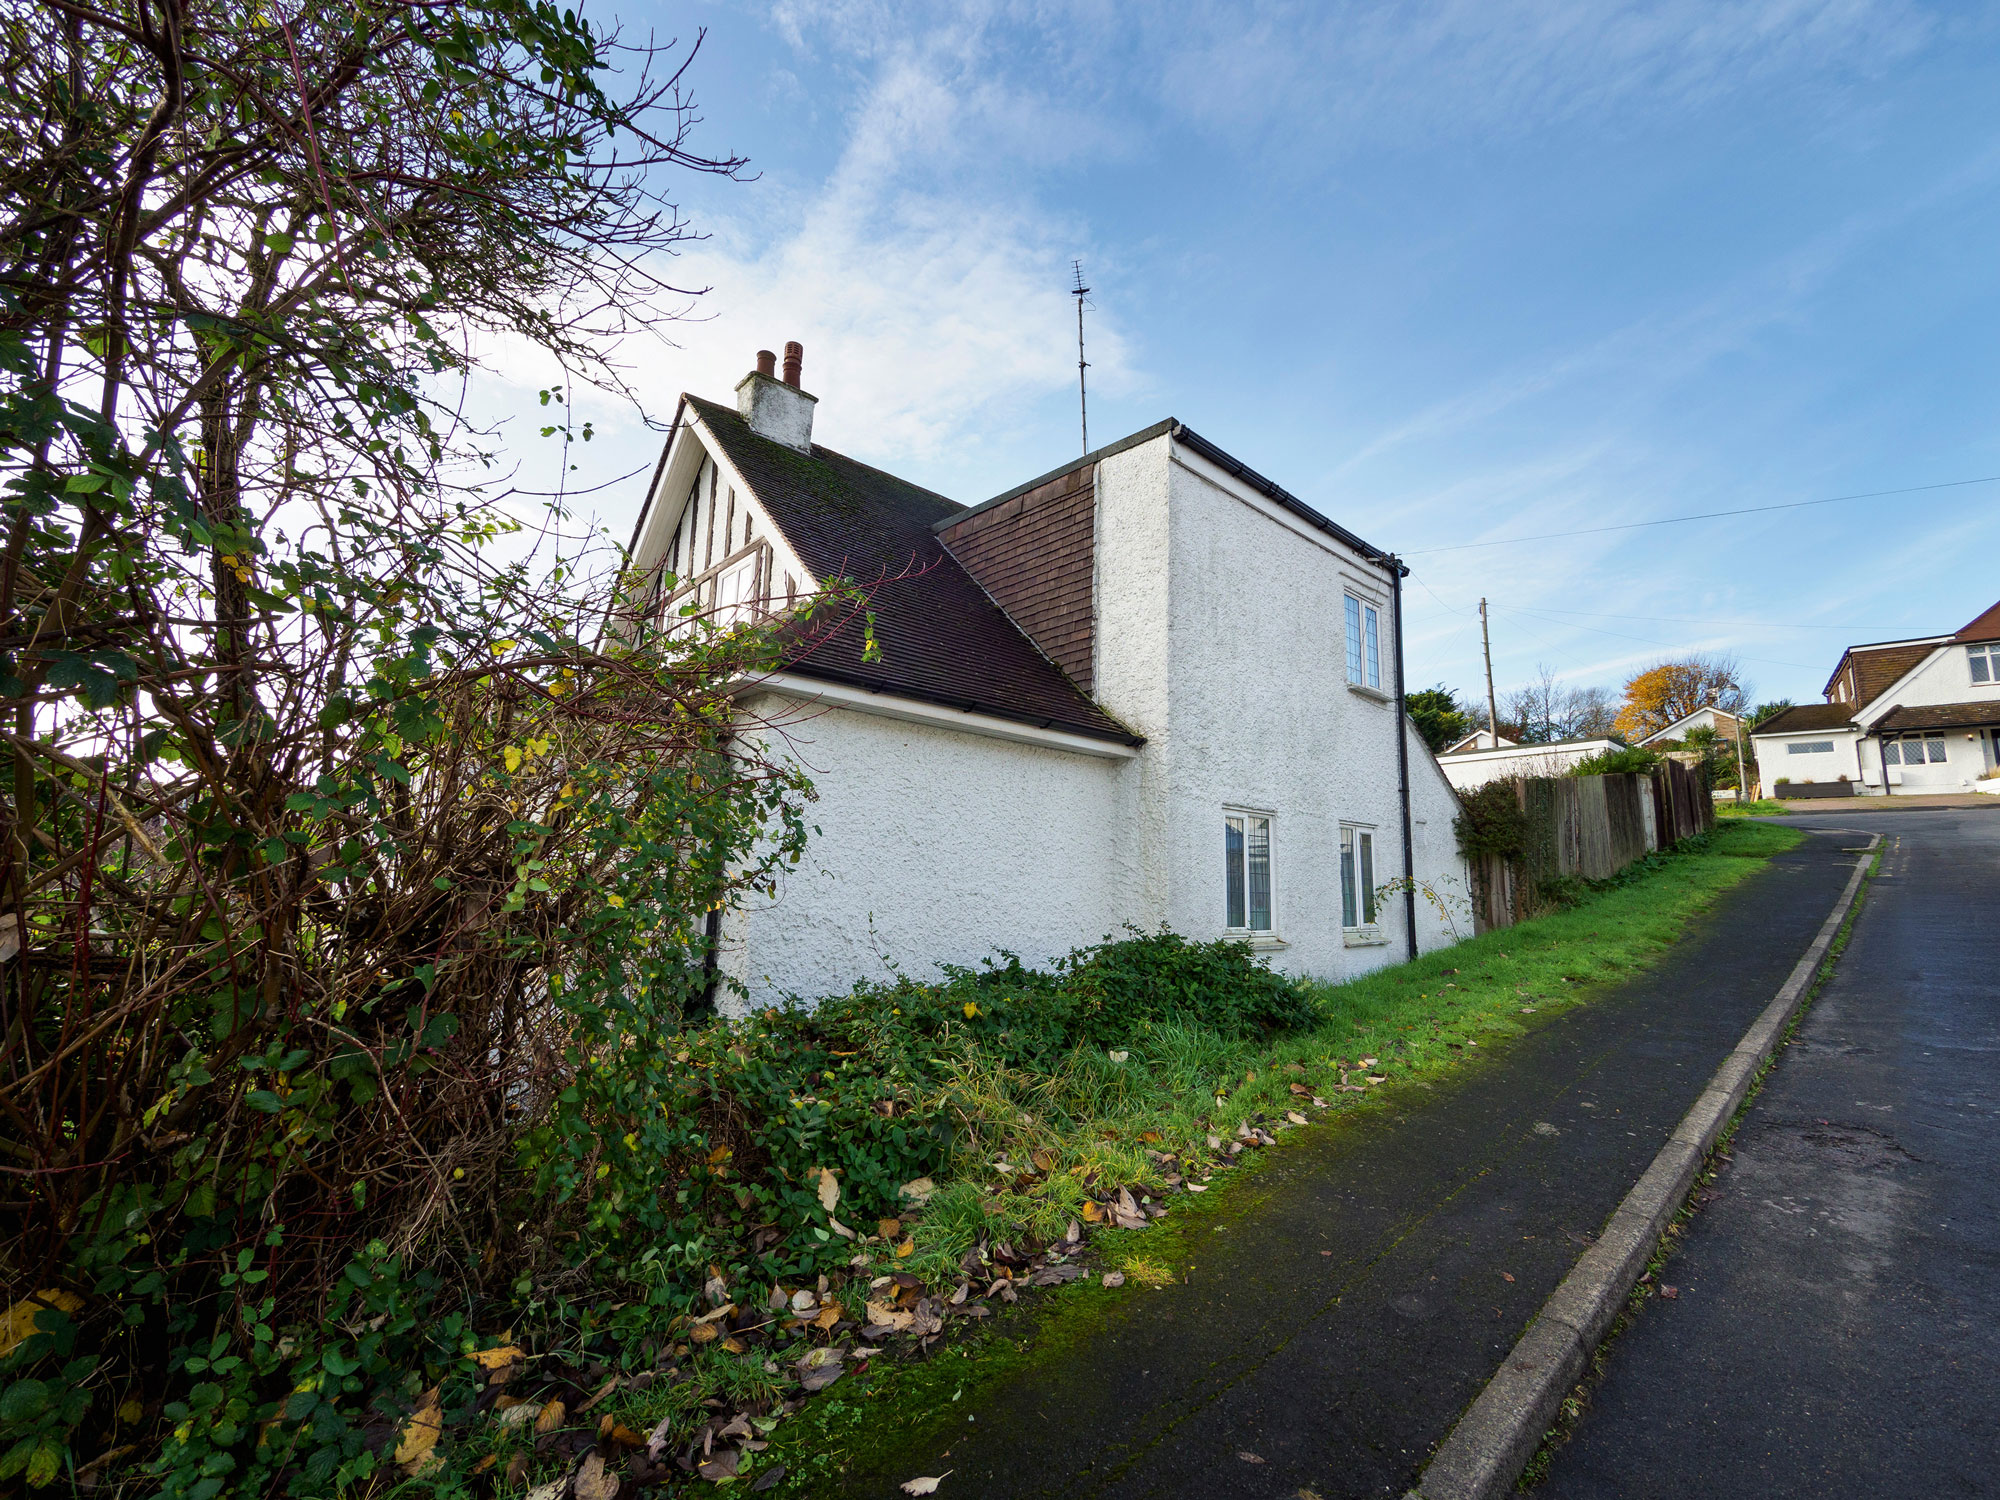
[824,833,1862,1500]
[1540,808,2000,1499]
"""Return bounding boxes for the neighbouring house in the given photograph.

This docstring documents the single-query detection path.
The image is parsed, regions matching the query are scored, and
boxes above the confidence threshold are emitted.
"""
[1442,729,1513,753]
[618,344,1469,1011]
[1434,735,1625,791]
[1636,705,1743,749]
[1750,597,2000,797]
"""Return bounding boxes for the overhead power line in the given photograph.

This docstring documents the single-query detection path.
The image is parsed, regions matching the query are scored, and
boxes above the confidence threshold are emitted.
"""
[1406,474,2000,555]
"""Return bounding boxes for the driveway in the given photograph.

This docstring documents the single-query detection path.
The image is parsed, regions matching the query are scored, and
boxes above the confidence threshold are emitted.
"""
[1539,810,2000,1497]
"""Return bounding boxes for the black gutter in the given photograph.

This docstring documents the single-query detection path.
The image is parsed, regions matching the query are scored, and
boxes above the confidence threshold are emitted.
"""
[1173,424,1407,577]
[1388,560,1418,961]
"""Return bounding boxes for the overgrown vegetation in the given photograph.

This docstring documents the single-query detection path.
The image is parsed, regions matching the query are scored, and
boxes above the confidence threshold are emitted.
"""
[1567,744,1661,777]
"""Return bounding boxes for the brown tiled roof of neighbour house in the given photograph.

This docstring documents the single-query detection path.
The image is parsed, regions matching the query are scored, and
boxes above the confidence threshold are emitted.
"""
[1752,703,1857,736]
[1953,596,2000,643]
[684,397,1139,746]
[1874,701,2000,732]
[936,463,1097,692]
[1824,641,1940,707]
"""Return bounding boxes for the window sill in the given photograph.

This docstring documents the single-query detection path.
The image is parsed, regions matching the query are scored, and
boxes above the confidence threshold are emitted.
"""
[1346,682,1392,705]
[1226,932,1289,951]
[1343,927,1389,948]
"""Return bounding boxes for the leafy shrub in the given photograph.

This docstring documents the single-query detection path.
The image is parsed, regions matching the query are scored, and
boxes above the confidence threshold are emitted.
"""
[1567,744,1661,776]
[1454,780,1531,861]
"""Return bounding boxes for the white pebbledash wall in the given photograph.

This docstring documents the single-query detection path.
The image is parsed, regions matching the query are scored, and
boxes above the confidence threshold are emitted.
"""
[1852,641,2000,792]
[713,425,1470,1012]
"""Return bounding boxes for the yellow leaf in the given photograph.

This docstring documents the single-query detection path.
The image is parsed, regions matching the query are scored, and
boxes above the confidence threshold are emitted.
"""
[534,1399,566,1435]
[688,1321,719,1345]
[394,1395,444,1475]
[1080,1201,1102,1223]
[490,640,516,656]
[502,746,523,773]
[0,1290,82,1360]
[962,1002,980,1019]
[605,892,626,909]
[895,1238,915,1259]
[468,1343,525,1370]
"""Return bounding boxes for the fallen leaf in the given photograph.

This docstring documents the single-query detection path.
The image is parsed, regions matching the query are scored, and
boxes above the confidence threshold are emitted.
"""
[395,1393,445,1476]
[816,1166,840,1212]
[1367,1075,1388,1084]
[699,1447,740,1481]
[497,1402,541,1428]
[1032,1149,1057,1172]
[1659,1284,1681,1299]
[901,1473,952,1495]
[899,1176,936,1206]
[1107,1050,1129,1063]
[1102,1272,1126,1288]
[689,1321,720,1344]
[877,1218,902,1239]
[470,1343,526,1370]
[1289,1083,1311,1096]
[1502,1272,1515,1283]
[535,1399,566,1435]
[504,1452,530,1488]
[1238,1451,1266,1464]
[0,1290,83,1359]
[813,1301,843,1330]
[753,1464,788,1491]
[895,1238,916,1259]
[1285,1111,1308,1126]
[1080,1200,1102,1222]
[573,1451,618,1500]
[576,1375,620,1414]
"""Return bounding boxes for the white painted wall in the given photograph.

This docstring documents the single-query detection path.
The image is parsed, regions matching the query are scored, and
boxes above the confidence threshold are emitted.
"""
[1752,728,1862,791]
[1436,739,1623,790]
[1091,433,1471,982]
[717,695,1134,1012]
[1851,640,2000,792]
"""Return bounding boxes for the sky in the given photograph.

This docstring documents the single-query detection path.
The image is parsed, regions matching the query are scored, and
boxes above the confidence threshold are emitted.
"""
[474,0,2000,711]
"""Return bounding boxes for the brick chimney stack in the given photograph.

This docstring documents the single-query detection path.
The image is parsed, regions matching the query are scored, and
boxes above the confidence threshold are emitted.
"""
[735,341,816,453]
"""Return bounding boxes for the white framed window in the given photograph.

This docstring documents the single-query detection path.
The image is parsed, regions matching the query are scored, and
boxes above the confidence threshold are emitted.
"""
[1969,643,2000,684]
[1344,594,1381,690]
[1786,740,1836,755]
[1340,824,1379,933]
[1224,811,1274,935]
[1885,733,1948,765]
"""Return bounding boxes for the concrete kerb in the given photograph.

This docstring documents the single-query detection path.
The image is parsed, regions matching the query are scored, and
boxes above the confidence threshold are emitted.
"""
[1408,834,1880,1500]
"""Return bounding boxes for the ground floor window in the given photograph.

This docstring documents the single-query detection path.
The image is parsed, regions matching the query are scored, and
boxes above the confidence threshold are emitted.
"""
[1340,824,1377,928]
[1225,812,1273,933]
[1884,733,1946,765]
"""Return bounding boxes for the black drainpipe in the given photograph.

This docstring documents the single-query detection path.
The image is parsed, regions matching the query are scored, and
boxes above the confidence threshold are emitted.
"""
[1386,557,1419,961]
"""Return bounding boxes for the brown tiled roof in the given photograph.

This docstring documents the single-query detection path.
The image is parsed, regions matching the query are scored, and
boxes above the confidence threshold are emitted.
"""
[1753,703,1856,736]
[1954,597,2000,643]
[1825,642,1937,707]
[1874,701,2000,732]
[686,397,1138,746]
[937,466,1097,692]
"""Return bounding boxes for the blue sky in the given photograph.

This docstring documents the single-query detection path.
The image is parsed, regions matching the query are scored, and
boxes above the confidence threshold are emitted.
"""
[489,0,2000,709]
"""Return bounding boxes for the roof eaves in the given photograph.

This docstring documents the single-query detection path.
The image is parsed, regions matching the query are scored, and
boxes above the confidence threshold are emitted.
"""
[777,658,1144,747]
[1171,424,1406,574]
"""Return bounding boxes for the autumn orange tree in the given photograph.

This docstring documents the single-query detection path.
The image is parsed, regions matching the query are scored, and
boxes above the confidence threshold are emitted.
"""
[1612,655,1747,741]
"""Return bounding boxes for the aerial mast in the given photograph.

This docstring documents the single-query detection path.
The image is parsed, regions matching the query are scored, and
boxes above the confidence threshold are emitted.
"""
[1070,259,1090,455]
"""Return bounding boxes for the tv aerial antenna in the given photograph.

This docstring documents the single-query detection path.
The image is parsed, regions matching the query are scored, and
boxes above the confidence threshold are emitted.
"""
[1070,259,1091,455]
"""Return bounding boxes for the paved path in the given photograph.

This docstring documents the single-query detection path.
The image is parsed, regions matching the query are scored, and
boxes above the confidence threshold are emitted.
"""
[1540,810,2000,1498]
[828,836,1859,1500]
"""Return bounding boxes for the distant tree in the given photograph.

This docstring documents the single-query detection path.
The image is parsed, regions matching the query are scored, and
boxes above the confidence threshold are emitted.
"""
[1407,684,1472,752]
[1614,655,1748,740]
[1503,664,1621,743]
[1748,699,1794,727]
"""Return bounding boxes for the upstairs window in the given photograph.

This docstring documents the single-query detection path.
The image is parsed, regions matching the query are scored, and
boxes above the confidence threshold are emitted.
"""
[1225,812,1274,934]
[1345,594,1381,690]
[1970,643,2000,683]
[1340,825,1377,929]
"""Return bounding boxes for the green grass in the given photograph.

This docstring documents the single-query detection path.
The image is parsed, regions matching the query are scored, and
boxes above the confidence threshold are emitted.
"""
[756,820,1804,1494]
[1716,798,1793,818]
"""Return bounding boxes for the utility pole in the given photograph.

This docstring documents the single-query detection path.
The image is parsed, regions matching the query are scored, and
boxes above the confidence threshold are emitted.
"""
[1480,597,1500,749]
[1070,260,1090,455]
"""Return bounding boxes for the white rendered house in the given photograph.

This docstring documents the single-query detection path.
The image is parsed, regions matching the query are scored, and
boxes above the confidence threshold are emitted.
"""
[619,345,1469,1011]
[1751,598,2000,796]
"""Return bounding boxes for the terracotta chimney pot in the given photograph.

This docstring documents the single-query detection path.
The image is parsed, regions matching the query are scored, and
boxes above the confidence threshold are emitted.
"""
[756,348,776,378]
[782,341,803,388]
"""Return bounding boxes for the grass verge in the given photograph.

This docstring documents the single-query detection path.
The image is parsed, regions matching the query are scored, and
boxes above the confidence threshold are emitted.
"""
[742,820,1804,1495]
[1515,835,1875,1489]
